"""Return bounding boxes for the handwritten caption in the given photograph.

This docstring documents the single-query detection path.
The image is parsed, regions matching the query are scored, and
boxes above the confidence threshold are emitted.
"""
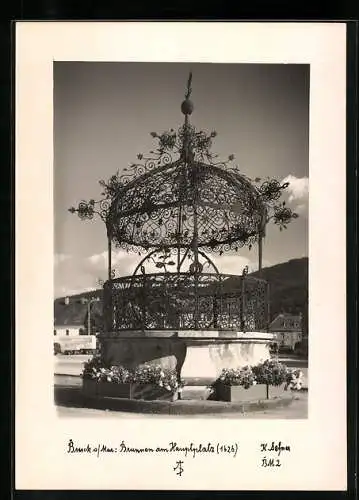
[259,441,291,468]
[67,439,238,460]
[66,439,291,475]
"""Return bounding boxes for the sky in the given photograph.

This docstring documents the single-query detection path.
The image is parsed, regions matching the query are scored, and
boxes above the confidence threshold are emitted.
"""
[54,62,309,298]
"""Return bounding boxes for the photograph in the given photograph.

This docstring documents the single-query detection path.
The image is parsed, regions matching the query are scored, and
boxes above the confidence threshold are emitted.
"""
[16,22,347,491]
[53,62,309,419]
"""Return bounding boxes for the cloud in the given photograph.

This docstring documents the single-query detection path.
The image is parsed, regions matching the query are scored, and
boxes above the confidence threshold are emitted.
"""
[282,175,308,203]
[54,253,71,266]
[282,175,308,215]
[87,249,268,277]
[56,285,96,298]
[87,250,142,275]
[54,252,105,298]
[88,250,251,275]
[295,203,307,214]
[212,254,255,274]
[54,247,271,298]
[54,250,137,297]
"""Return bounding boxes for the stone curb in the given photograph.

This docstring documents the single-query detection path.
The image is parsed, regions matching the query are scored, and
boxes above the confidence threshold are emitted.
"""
[54,385,296,415]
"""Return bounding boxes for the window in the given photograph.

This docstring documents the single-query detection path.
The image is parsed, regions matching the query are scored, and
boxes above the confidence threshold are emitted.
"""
[79,328,85,336]
[54,329,57,336]
[66,329,69,336]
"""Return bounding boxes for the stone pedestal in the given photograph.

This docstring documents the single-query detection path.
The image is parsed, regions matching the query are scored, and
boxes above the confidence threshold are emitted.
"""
[99,330,274,400]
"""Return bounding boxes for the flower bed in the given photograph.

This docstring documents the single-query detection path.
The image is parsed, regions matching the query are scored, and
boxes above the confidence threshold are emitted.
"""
[82,379,178,401]
[81,356,305,403]
[211,361,304,402]
[82,356,181,401]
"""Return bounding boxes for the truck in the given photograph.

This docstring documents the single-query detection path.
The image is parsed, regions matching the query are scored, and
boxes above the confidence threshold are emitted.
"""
[53,335,97,355]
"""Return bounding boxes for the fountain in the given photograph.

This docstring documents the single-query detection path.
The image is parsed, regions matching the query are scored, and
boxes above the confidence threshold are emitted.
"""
[69,73,297,399]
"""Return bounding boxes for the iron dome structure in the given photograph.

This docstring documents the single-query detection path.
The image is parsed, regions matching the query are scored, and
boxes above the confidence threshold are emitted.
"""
[69,73,297,335]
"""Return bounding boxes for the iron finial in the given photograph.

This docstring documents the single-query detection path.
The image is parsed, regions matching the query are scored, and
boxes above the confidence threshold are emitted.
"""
[181,72,194,116]
[185,71,193,99]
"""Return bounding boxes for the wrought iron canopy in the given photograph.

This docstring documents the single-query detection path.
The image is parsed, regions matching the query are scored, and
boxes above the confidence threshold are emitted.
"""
[70,73,297,258]
[108,155,267,253]
[69,73,299,333]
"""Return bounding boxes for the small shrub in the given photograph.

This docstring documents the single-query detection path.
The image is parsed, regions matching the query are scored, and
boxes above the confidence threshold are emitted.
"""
[215,366,256,389]
[252,359,288,386]
[285,368,304,391]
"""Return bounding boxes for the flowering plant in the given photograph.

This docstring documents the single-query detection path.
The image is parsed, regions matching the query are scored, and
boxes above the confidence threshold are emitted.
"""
[82,356,133,384]
[82,357,180,393]
[216,366,256,389]
[212,360,305,392]
[251,359,288,386]
[285,369,304,391]
[133,364,180,393]
[82,355,106,379]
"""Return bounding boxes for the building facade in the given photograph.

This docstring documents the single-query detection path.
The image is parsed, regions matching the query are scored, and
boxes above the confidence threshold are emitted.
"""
[269,313,303,351]
[53,324,85,337]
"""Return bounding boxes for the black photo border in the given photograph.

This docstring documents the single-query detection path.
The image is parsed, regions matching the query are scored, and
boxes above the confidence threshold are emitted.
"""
[1,10,358,500]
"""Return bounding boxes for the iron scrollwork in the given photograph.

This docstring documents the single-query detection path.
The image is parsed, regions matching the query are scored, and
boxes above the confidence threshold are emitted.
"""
[69,73,300,334]
[104,273,268,332]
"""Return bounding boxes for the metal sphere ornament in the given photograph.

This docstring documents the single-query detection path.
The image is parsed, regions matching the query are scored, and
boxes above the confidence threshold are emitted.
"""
[181,98,194,115]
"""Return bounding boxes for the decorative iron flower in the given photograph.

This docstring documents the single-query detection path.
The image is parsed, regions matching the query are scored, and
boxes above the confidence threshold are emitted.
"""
[159,131,177,150]
[259,179,284,202]
[272,205,298,229]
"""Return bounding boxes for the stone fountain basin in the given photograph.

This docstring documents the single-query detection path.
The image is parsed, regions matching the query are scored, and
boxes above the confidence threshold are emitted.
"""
[100,330,274,389]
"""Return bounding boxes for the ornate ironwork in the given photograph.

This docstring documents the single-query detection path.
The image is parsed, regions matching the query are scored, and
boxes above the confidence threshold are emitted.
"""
[131,247,219,275]
[69,73,299,334]
[69,198,111,223]
[103,273,268,332]
[69,75,297,255]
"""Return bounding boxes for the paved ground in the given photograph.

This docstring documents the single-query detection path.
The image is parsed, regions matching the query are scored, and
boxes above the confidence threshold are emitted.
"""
[54,354,91,376]
[55,392,308,419]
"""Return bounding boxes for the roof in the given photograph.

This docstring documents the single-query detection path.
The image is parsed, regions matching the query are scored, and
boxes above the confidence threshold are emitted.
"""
[269,313,302,332]
[54,324,84,329]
